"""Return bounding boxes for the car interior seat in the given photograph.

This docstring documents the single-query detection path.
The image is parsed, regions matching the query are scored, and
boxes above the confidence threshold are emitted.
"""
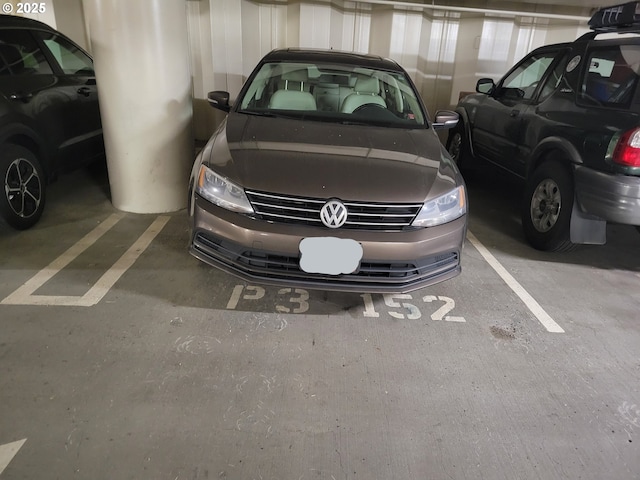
[277,69,311,92]
[340,76,387,113]
[584,71,610,103]
[269,68,317,110]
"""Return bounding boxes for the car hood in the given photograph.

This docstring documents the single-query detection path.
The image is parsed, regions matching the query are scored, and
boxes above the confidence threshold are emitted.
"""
[201,113,460,203]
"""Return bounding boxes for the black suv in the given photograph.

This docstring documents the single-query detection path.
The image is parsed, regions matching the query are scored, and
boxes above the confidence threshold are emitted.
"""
[0,15,103,229]
[448,2,640,251]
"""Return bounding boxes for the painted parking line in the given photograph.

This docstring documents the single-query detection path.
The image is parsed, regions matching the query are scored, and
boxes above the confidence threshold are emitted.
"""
[1,214,169,307]
[466,230,565,333]
[0,439,26,475]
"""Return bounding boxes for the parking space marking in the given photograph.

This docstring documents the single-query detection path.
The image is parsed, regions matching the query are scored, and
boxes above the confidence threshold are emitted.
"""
[1,214,169,307]
[0,438,26,475]
[224,285,468,321]
[467,230,565,333]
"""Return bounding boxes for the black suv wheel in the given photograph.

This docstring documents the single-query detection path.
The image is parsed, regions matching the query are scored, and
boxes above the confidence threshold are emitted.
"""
[446,124,468,168]
[522,161,575,252]
[0,145,46,230]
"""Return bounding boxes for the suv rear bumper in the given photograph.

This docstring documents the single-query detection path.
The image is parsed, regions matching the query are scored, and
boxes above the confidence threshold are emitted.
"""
[575,166,640,225]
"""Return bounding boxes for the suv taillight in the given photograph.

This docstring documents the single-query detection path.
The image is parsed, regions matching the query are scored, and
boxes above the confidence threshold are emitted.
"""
[612,128,640,167]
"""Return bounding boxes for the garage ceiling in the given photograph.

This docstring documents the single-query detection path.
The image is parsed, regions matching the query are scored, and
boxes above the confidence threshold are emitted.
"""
[490,0,609,7]
[400,0,613,17]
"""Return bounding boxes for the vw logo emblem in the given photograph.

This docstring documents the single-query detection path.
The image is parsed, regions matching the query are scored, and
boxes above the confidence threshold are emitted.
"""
[320,199,348,228]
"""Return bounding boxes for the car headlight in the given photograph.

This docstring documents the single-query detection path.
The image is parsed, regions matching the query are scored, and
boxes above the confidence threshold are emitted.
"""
[412,185,467,227]
[196,165,254,213]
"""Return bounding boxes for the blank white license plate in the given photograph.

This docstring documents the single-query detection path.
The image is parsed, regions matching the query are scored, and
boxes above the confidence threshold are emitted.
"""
[299,237,363,275]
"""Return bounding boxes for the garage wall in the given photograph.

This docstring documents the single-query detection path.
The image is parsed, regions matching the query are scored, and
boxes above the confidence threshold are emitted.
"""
[187,0,590,140]
[17,0,590,141]
[5,0,87,47]
[52,0,88,49]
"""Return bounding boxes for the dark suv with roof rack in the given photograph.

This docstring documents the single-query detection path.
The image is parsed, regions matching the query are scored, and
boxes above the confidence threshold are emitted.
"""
[0,14,103,229]
[448,1,640,251]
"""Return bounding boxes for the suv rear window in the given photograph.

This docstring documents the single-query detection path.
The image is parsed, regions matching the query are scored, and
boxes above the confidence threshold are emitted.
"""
[580,45,640,108]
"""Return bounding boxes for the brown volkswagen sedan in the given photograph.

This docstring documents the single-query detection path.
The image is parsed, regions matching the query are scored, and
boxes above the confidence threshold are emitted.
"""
[188,49,467,293]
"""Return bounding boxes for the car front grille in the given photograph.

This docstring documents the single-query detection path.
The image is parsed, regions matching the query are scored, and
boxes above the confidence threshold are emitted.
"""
[245,190,422,231]
[192,231,460,292]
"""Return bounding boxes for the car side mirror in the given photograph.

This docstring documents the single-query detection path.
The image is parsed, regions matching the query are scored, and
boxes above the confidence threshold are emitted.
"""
[207,91,231,112]
[432,110,459,130]
[476,78,495,95]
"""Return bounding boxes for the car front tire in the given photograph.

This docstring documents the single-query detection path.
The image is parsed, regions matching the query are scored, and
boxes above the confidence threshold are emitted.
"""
[446,124,468,168]
[522,161,576,252]
[0,145,46,230]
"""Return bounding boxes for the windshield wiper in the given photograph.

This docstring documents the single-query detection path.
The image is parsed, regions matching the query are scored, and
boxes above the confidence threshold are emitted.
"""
[240,110,279,118]
[241,110,307,121]
[337,119,372,126]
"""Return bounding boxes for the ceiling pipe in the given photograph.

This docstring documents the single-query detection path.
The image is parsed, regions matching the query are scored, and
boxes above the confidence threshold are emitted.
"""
[353,0,591,23]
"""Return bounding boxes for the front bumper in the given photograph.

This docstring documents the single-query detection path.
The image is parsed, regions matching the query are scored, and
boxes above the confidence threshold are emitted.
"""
[575,166,640,225]
[189,195,467,293]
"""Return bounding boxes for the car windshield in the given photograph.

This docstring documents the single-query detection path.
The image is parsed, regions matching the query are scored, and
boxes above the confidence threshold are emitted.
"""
[237,61,427,128]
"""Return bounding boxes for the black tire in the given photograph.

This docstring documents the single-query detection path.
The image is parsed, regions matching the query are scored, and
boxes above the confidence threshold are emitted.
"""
[0,144,46,230]
[522,161,576,252]
[446,123,468,169]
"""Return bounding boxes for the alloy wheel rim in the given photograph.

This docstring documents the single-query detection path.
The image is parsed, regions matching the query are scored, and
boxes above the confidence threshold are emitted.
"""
[530,178,561,233]
[5,158,42,219]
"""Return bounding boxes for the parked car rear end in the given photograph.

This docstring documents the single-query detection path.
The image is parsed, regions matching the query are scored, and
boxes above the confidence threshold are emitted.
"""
[448,1,640,251]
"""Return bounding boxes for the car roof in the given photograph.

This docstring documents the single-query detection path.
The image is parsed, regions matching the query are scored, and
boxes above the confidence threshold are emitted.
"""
[0,14,56,32]
[262,48,404,72]
[525,42,572,55]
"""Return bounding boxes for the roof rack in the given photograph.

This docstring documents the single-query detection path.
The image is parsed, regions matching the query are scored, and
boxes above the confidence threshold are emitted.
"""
[589,1,640,33]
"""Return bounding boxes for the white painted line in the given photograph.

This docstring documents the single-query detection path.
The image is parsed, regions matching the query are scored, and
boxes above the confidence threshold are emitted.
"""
[0,438,26,475]
[466,230,565,333]
[1,215,169,307]
[81,215,170,306]
[1,213,123,305]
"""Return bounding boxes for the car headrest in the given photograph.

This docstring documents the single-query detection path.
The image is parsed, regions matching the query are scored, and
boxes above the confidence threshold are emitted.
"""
[354,76,380,94]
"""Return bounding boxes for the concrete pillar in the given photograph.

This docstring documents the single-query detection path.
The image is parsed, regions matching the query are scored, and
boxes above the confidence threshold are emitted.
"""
[369,5,394,58]
[449,15,485,106]
[82,0,193,213]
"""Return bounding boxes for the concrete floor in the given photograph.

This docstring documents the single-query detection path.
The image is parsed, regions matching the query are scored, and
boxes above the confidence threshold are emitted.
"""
[1,161,639,480]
